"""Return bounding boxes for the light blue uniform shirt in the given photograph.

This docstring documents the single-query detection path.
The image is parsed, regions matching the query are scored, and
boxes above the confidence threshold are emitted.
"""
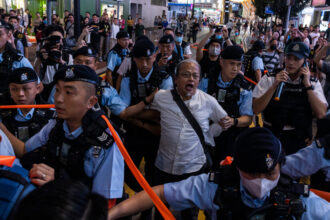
[0,52,33,69]
[0,129,21,166]
[25,119,124,199]
[252,56,264,72]
[164,173,330,220]
[14,108,35,122]
[47,85,127,116]
[120,67,173,106]
[107,48,128,71]
[198,73,253,116]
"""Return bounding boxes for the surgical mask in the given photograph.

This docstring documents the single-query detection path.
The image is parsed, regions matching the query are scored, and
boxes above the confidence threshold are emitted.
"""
[43,20,47,24]
[260,36,264,40]
[215,34,222,39]
[209,46,221,56]
[235,32,239,36]
[270,44,277,50]
[175,36,183,43]
[239,171,280,199]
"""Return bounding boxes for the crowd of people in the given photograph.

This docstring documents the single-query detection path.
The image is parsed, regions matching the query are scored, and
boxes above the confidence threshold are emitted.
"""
[0,7,329,220]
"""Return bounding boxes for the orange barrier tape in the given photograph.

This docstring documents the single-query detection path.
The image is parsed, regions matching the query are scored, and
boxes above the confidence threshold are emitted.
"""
[311,189,330,202]
[220,156,233,166]
[0,156,16,167]
[101,115,175,220]
[0,104,55,109]
[244,76,257,85]
[190,45,208,51]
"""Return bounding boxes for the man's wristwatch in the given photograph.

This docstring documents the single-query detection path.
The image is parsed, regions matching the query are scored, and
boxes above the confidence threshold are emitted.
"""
[304,85,314,91]
[233,118,238,127]
[143,97,150,106]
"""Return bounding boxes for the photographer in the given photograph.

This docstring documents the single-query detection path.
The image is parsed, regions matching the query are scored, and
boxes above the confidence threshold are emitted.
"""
[34,25,73,101]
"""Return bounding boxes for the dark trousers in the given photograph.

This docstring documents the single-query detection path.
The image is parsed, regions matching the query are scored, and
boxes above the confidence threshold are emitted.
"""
[153,166,206,220]
[124,125,160,192]
[127,26,133,39]
[264,125,308,155]
[192,31,198,43]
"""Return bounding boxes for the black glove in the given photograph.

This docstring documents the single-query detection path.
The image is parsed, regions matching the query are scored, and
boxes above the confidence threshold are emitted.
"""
[82,107,114,148]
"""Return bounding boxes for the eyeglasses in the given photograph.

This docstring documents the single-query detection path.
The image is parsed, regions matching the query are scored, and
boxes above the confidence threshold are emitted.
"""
[179,72,200,79]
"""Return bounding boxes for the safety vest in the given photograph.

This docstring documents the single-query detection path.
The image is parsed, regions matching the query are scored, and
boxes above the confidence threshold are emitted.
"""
[199,53,221,80]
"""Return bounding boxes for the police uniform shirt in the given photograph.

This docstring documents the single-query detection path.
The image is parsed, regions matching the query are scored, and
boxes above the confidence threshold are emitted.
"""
[0,52,33,70]
[164,173,330,220]
[199,73,253,117]
[120,67,173,106]
[47,85,127,116]
[252,56,264,72]
[106,49,129,72]
[253,74,328,121]
[117,56,132,77]
[25,119,124,199]
[282,142,330,181]
[150,89,227,175]
[0,129,22,167]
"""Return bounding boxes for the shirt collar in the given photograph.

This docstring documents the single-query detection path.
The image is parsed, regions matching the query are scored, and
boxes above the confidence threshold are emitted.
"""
[217,72,233,88]
[137,67,154,83]
[240,181,269,209]
[17,108,35,120]
[63,121,83,140]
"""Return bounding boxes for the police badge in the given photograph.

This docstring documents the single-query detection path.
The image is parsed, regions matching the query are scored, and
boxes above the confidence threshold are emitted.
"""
[265,154,274,170]
[20,73,28,81]
[65,68,74,78]
[293,44,300,52]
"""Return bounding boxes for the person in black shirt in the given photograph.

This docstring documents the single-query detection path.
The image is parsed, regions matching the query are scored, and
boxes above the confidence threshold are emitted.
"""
[191,18,200,43]
[90,14,101,58]
[134,18,145,39]
[99,14,111,61]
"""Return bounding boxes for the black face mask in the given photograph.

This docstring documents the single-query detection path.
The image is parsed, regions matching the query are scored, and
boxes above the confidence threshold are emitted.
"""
[270,44,277,50]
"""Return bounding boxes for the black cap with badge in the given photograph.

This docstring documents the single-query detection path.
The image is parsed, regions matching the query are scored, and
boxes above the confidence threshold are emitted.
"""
[116,31,130,39]
[132,36,155,58]
[9,67,38,84]
[73,46,96,58]
[220,45,244,61]
[285,42,310,59]
[159,34,174,44]
[54,65,99,86]
[233,127,285,174]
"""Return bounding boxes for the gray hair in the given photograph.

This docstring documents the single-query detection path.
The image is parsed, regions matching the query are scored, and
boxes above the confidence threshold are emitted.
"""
[175,59,201,76]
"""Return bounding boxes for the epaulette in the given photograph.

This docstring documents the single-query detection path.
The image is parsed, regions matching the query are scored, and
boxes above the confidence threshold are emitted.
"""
[310,76,318,82]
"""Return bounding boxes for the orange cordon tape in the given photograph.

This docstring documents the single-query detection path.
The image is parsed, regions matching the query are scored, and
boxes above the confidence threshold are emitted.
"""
[0,104,55,109]
[244,76,257,85]
[101,115,175,220]
[0,156,16,167]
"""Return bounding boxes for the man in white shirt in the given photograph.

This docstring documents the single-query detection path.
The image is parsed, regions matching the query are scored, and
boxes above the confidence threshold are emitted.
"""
[110,18,120,50]
[309,25,320,48]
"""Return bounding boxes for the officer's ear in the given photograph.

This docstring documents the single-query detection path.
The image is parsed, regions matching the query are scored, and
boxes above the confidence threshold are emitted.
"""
[87,95,98,109]
[36,82,42,94]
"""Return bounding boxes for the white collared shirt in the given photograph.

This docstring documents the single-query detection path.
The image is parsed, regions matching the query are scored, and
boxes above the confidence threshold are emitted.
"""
[151,89,227,175]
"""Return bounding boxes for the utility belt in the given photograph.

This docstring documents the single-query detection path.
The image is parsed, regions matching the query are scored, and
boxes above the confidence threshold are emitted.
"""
[263,121,295,131]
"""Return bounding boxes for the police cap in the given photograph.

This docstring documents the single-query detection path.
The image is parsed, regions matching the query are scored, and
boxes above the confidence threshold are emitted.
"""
[220,45,244,61]
[73,46,96,58]
[132,36,155,58]
[285,42,310,59]
[159,34,174,44]
[9,67,38,84]
[116,31,130,39]
[233,127,284,174]
[54,65,98,86]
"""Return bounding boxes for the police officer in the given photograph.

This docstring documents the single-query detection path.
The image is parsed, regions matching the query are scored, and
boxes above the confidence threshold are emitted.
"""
[253,42,328,155]
[199,45,253,163]
[174,29,192,60]
[108,127,330,220]
[120,36,173,191]
[106,30,129,87]
[243,40,265,82]
[1,65,124,204]
[0,23,33,104]
[1,67,55,142]
[156,34,182,79]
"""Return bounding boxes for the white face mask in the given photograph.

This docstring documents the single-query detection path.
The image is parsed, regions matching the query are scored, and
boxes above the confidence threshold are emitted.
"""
[209,46,221,56]
[239,171,280,199]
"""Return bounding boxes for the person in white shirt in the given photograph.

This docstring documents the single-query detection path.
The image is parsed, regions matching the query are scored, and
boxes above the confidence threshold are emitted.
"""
[309,25,320,48]
[110,18,120,50]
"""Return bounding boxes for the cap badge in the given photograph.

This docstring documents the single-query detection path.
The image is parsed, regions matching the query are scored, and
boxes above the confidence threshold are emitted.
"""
[20,73,28,81]
[65,68,74,78]
[167,38,170,43]
[87,49,93,54]
[293,44,300,52]
[146,49,150,56]
[265,154,274,170]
